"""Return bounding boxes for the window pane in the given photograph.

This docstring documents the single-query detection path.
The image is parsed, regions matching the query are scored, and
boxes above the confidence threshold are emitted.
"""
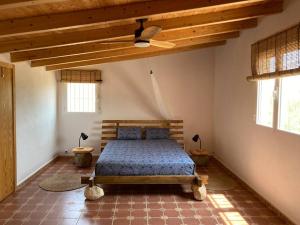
[278,75,300,135]
[282,50,300,70]
[67,83,96,112]
[269,56,276,73]
[256,79,275,127]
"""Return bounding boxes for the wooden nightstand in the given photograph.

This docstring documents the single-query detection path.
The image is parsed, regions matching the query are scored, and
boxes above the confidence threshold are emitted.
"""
[72,147,94,168]
[189,149,210,166]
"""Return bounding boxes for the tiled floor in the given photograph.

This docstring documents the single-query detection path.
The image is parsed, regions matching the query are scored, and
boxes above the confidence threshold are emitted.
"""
[0,157,288,225]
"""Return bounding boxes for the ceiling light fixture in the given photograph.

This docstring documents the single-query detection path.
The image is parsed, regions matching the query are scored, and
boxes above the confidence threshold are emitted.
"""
[134,39,150,48]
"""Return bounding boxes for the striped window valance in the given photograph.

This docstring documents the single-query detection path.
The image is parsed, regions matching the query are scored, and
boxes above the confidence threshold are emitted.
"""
[59,69,102,83]
[247,23,300,82]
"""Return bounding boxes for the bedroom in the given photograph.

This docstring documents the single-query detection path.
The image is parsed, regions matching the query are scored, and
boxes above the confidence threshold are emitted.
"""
[0,0,299,224]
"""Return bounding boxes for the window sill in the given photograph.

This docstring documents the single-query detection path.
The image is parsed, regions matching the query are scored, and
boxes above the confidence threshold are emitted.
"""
[255,123,273,129]
[277,128,300,137]
[63,111,100,115]
[256,123,300,137]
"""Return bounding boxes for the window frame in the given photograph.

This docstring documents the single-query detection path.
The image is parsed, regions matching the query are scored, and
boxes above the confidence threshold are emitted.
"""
[277,76,300,135]
[67,83,96,113]
[60,82,99,114]
[256,75,300,136]
[256,79,276,128]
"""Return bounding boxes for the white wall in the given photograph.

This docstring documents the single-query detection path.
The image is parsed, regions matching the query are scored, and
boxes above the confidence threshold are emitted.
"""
[213,0,300,224]
[0,54,57,185]
[58,49,215,155]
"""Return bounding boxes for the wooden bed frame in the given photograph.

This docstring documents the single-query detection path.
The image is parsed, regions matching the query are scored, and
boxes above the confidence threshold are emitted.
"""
[81,120,208,201]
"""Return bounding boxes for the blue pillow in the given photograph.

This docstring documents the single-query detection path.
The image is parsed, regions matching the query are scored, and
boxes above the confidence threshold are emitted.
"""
[117,127,142,140]
[146,128,169,139]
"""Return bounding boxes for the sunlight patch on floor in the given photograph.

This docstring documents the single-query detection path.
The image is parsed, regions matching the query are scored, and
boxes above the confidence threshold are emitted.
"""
[208,194,234,209]
[220,212,249,225]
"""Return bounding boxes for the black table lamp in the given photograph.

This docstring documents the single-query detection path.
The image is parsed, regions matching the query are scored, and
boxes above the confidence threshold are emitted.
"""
[192,134,202,149]
[79,132,88,147]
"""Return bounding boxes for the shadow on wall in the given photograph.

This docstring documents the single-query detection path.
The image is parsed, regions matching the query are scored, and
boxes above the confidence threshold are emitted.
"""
[110,65,165,119]
[150,71,172,119]
[87,119,102,151]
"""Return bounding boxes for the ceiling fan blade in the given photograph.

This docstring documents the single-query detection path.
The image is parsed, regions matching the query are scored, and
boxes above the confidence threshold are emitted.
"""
[97,40,133,44]
[150,39,176,49]
[141,26,162,39]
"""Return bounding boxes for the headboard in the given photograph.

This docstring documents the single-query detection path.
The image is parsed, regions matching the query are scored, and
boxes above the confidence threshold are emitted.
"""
[100,120,184,150]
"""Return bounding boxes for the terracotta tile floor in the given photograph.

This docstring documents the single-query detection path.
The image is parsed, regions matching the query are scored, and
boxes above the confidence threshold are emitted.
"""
[0,157,288,225]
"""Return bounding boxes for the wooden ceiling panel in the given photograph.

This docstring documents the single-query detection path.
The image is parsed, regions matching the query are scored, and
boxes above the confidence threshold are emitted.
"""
[0,0,273,38]
[0,0,285,69]
[0,0,268,39]
[45,41,227,71]
[0,1,282,53]
[11,19,257,62]
[0,0,67,10]
[0,0,147,20]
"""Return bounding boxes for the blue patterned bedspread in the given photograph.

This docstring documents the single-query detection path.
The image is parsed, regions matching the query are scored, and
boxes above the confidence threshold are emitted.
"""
[95,139,195,176]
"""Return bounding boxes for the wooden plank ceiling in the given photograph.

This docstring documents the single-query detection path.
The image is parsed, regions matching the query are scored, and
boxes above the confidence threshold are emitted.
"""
[0,0,283,70]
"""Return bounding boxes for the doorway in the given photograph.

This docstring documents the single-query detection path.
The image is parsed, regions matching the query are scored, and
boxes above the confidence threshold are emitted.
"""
[0,62,15,201]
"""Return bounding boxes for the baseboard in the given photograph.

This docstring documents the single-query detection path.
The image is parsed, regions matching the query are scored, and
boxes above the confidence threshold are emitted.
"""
[57,153,99,159]
[212,156,295,225]
[16,154,59,190]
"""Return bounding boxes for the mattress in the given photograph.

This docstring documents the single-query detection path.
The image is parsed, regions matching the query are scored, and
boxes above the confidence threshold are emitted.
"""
[95,139,195,176]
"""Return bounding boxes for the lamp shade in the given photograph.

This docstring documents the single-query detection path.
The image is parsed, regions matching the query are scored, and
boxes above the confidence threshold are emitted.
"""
[192,134,199,142]
[81,133,88,140]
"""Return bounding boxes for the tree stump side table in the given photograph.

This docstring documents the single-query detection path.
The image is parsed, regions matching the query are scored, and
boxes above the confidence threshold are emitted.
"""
[189,149,210,166]
[72,147,94,168]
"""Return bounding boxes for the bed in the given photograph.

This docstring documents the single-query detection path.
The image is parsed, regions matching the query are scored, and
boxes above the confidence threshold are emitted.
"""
[81,120,208,201]
[96,139,195,176]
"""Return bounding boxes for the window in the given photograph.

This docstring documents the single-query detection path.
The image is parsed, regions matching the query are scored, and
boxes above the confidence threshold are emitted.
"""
[256,79,275,127]
[67,83,96,112]
[278,76,300,134]
[256,75,300,135]
[250,23,300,135]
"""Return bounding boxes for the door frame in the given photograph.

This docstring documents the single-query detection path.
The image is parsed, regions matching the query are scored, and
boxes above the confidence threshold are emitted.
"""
[0,60,16,195]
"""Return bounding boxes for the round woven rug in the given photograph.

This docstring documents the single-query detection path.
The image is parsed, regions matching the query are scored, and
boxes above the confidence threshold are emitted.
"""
[206,173,238,191]
[39,174,86,192]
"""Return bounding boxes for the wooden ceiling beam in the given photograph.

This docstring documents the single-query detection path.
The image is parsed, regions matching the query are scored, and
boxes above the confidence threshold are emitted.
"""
[0,1,282,53]
[0,0,266,37]
[32,32,239,67]
[45,41,226,71]
[11,43,132,62]
[11,19,257,62]
[0,0,66,10]
[33,32,239,67]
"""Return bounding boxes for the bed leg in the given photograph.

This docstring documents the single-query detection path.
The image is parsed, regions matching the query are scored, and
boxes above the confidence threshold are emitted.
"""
[192,175,208,201]
[84,177,104,201]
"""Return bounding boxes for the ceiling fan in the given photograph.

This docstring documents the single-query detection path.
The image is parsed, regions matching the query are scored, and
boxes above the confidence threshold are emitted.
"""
[99,19,176,49]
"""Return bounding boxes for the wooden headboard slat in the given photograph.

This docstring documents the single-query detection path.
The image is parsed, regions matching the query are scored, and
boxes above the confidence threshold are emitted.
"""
[102,125,183,129]
[103,120,183,123]
[102,136,184,141]
[102,130,184,135]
